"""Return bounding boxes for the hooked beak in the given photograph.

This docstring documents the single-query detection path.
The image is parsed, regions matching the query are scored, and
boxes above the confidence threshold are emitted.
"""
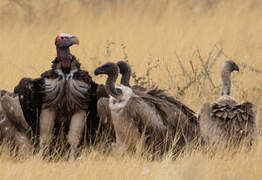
[94,67,104,75]
[70,36,79,45]
[234,65,239,72]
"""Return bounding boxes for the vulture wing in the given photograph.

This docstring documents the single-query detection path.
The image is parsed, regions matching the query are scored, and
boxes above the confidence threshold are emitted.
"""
[14,77,44,135]
[133,86,199,142]
[1,94,30,132]
[211,102,256,137]
[124,96,167,135]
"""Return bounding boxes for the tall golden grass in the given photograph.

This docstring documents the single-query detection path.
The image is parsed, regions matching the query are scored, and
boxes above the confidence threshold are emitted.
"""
[0,0,262,179]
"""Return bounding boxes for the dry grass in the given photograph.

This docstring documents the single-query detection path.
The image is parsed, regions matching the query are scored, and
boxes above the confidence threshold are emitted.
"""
[0,0,262,179]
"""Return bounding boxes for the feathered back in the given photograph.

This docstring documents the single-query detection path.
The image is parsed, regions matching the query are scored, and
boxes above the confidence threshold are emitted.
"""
[216,95,238,106]
[211,102,256,139]
[132,86,199,144]
[199,100,256,146]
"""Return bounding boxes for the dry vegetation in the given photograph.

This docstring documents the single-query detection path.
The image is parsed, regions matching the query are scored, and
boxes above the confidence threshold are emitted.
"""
[0,0,262,179]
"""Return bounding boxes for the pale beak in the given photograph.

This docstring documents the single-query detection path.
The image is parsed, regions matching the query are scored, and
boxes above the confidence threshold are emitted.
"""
[70,36,79,45]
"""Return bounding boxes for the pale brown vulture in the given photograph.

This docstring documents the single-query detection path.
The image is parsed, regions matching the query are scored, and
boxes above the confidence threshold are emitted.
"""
[198,60,256,147]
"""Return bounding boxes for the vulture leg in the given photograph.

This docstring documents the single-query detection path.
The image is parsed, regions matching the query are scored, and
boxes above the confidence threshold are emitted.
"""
[67,110,86,159]
[39,107,56,155]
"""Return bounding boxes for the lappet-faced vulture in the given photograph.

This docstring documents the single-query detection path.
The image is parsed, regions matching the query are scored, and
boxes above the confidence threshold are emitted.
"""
[14,33,105,158]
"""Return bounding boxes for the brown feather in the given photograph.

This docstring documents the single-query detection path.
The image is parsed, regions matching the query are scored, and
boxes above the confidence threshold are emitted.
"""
[199,100,256,145]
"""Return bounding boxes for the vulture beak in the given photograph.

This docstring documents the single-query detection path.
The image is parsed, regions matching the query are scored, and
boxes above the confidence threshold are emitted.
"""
[94,67,104,75]
[94,62,117,76]
[70,36,79,45]
[234,65,239,72]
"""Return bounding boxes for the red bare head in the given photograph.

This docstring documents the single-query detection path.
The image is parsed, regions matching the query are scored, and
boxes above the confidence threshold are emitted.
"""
[55,33,79,69]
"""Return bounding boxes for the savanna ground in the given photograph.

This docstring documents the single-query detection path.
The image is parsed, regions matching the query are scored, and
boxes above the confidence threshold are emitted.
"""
[0,0,262,179]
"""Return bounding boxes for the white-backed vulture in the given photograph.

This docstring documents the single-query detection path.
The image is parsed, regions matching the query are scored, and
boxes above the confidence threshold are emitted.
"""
[118,61,200,148]
[95,62,199,154]
[198,60,256,146]
[14,33,102,159]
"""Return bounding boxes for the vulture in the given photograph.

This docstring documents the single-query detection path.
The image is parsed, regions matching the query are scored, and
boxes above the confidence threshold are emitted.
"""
[0,90,32,152]
[95,62,199,155]
[198,60,256,146]
[14,33,102,158]
[117,61,200,149]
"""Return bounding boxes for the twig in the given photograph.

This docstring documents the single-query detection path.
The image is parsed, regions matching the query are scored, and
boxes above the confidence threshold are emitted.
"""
[197,49,216,88]
[175,52,191,79]
[209,46,223,69]
[205,45,216,68]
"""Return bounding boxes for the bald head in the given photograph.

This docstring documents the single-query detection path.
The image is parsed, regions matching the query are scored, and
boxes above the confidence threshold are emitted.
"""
[221,60,239,74]
[94,62,122,99]
[94,62,120,77]
[55,33,79,48]
[55,33,79,71]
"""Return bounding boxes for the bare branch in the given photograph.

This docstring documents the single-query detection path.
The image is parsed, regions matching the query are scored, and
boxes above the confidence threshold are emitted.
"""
[175,52,191,79]
[209,45,223,69]
[197,50,216,88]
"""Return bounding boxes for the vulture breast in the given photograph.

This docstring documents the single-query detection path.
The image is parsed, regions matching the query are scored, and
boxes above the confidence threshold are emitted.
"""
[42,69,93,117]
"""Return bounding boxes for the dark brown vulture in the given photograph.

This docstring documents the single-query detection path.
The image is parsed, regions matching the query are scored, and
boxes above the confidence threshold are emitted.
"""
[198,60,256,147]
[95,62,199,155]
[14,33,103,158]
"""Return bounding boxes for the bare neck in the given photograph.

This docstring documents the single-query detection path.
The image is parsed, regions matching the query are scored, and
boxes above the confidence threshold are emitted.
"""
[120,70,131,87]
[56,47,72,61]
[220,70,231,96]
[105,73,122,99]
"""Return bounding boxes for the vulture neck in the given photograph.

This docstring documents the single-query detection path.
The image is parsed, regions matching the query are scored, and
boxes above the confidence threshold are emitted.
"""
[120,69,131,87]
[56,47,72,61]
[56,47,72,73]
[220,69,231,96]
[105,73,122,99]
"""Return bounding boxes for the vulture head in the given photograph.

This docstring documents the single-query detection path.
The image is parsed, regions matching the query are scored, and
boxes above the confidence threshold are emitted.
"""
[55,33,79,70]
[117,61,131,87]
[94,62,123,99]
[94,62,119,77]
[221,60,239,74]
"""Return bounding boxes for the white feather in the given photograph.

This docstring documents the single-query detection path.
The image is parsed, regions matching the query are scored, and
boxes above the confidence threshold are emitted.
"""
[109,85,135,113]
[58,33,73,38]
